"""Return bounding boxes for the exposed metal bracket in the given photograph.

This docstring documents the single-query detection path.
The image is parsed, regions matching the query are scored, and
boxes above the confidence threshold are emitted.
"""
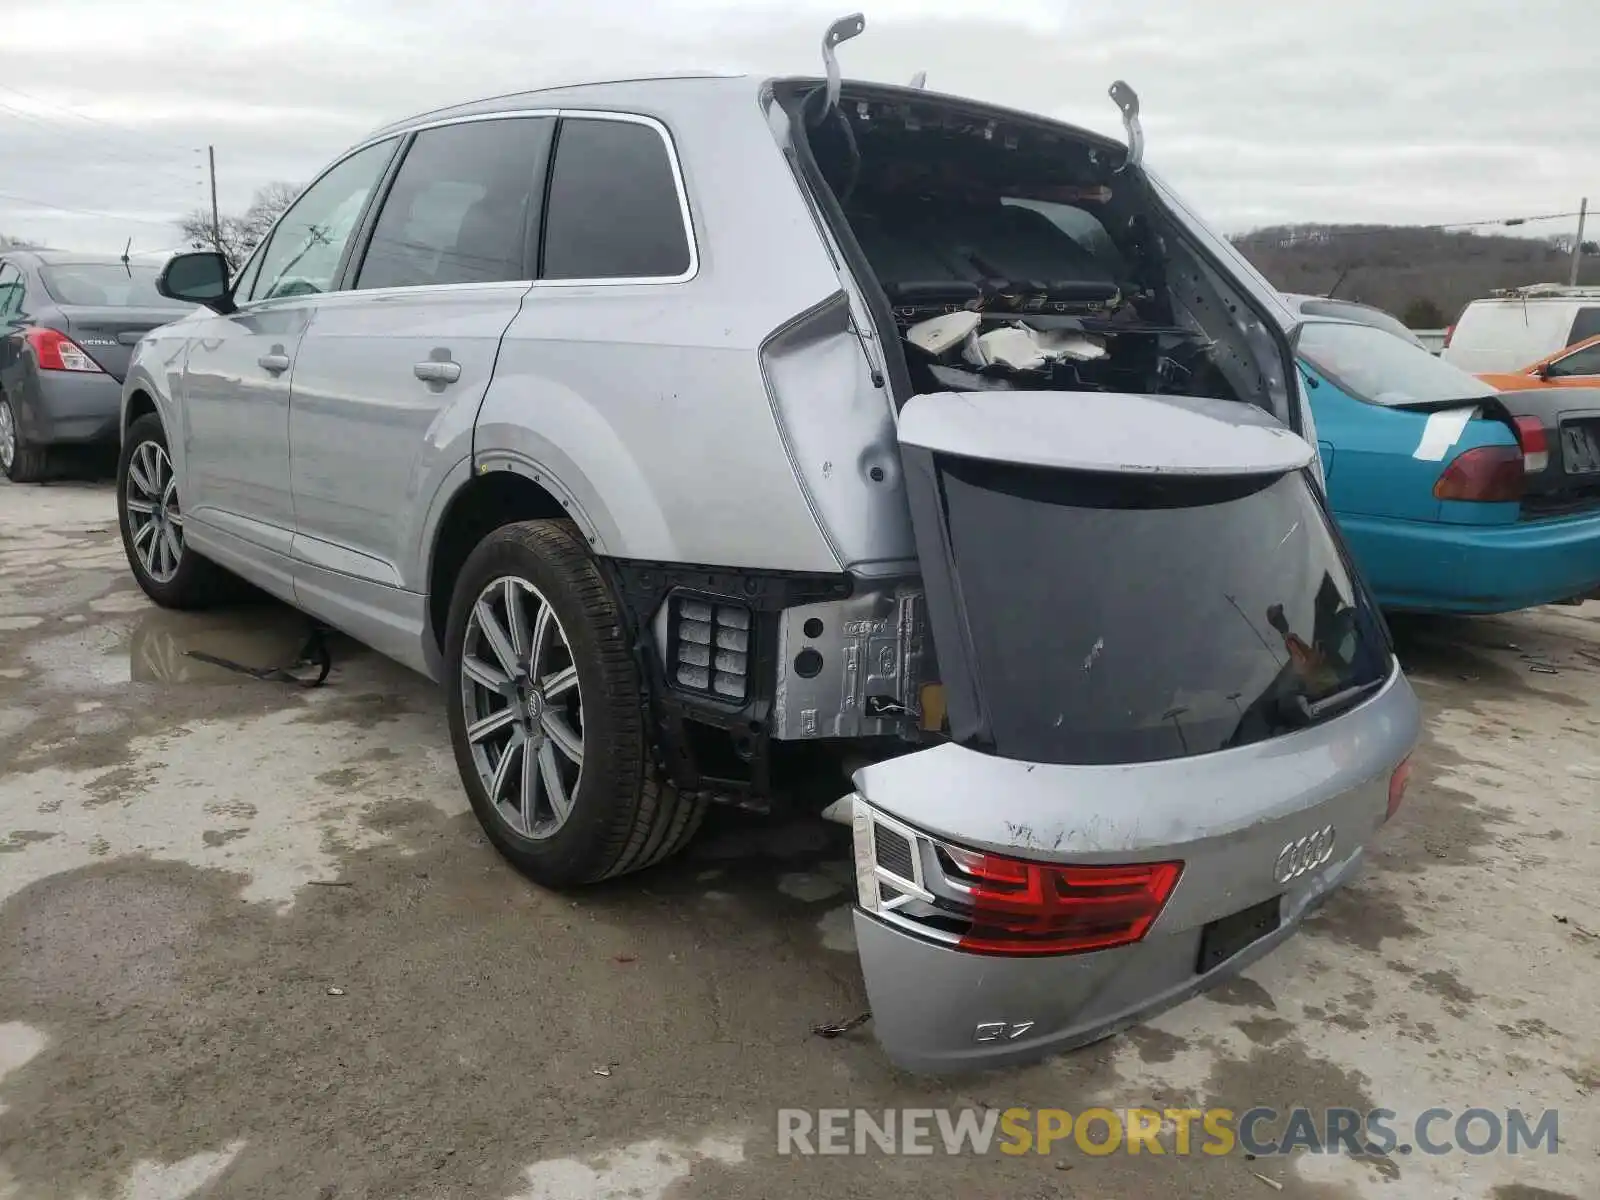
[823,13,866,111]
[908,70,927,89]
[1108,80,1143,172]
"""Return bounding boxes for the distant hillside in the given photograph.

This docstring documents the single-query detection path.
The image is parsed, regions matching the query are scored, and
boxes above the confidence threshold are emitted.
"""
[1230,224,1599,328]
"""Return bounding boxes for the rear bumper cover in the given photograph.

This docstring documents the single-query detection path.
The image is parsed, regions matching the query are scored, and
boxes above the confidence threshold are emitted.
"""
[1338,509,1600,613]
[12,369,122,446]
[854,846,1361,1074]
[849,663,1419,1074]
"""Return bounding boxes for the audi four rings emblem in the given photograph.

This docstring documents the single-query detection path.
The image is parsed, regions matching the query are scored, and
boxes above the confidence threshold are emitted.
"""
[1273,825,1336,884]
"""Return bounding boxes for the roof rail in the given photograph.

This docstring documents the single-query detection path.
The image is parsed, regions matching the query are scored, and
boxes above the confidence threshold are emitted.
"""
[1487,283,1600,300]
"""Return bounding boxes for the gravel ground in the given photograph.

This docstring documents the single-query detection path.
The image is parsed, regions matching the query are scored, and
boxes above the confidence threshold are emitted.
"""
[1,479,1596,1200]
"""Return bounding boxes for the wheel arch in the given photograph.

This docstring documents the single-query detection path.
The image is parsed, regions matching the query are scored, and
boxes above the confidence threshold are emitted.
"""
[123,388,159,437]
[424,465,596,657]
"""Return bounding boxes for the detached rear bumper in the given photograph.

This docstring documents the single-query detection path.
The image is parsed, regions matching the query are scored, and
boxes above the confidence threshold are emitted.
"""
[849,664,1419,1074]
[854,846,1360,1074]
[1338,509,1600,614]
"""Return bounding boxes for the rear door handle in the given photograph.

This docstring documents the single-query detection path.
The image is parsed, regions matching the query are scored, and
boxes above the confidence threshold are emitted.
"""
[258,352,290,374]
[413,360,461,384]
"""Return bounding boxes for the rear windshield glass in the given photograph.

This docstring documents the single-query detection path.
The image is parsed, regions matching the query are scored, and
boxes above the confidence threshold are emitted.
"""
[40,264,165,307]
[1570,307,1600,346]
[1297,298,1423,347]
[940,460,1392,765]
[1297,319,1489,406]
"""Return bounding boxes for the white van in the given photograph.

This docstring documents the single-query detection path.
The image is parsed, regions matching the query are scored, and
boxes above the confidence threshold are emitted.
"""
[1442,285,1600,373]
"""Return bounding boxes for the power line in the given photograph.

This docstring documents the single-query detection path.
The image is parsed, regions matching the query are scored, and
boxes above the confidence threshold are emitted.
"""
[0,190,179,232]
[1248,210,1589,244]
[0,101,199,177]
[0,81,197,158]
[0,102,210,212]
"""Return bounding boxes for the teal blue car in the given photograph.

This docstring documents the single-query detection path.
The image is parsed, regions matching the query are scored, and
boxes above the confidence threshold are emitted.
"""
[1297,317,1600,614]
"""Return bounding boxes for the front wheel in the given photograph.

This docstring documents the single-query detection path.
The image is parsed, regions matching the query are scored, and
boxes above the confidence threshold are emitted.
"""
[117,414,235,608]
[444,520,705,887]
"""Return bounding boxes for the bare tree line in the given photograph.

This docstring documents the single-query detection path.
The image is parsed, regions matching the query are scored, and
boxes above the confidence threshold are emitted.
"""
[1233,224,1600,327]
[177,181,302,271]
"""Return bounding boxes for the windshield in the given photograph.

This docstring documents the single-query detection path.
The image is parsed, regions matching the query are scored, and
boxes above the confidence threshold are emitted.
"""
[1298,320,1490,406]
[939,459,1392,765]
[40,264,165,307]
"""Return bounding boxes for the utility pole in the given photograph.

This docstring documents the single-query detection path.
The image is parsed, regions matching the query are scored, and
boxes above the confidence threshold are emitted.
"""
[1570,197,1588,287]
[208,145,221,256]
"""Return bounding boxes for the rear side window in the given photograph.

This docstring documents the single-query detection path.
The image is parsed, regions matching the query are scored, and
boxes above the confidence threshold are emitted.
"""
[1569,307,1600,346]
[541,117,692,281]
[356,117,552,290]
[937,461,1391,765]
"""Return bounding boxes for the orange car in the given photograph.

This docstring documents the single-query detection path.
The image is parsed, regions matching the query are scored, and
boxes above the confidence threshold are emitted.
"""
[1478,334,1600,391]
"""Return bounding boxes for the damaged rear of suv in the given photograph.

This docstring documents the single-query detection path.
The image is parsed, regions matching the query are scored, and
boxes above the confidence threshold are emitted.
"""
[126,13,1419,1074]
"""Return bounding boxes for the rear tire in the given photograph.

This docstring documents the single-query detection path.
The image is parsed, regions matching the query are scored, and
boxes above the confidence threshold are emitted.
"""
[117,413,236,608]
[0,396,49,483]
[444,519,705,888]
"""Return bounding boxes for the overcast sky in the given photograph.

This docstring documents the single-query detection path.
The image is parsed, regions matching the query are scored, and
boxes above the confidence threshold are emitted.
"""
[2,0,1593,254]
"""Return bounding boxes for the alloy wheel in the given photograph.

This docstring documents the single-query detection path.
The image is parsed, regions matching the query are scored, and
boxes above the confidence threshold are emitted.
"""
[125,440,184,583]
[460,576,584,840]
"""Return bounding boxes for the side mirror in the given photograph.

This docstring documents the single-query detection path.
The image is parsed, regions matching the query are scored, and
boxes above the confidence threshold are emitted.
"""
[1535,361,1553,380]
[156,251,234,313]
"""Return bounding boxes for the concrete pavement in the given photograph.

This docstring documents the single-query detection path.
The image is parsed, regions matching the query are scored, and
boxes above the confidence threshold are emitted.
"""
[1,480,1595,1199]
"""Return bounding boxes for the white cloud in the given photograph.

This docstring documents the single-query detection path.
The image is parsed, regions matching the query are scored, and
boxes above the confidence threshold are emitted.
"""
[1,0,1591,250]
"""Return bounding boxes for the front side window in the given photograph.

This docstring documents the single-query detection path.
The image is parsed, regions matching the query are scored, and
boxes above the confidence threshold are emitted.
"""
[938,461,1391,765]
[40,264,164,307]
[541,117,692,281]
[249,138,397,302]
[356,117,551,290]
[1550,341,1600,378]
[231,242,264,303]
[1297,320,1490,406]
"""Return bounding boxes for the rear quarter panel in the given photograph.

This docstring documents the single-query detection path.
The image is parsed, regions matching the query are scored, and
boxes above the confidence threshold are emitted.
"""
[1306,364,1517,526]
[474,83,855,575]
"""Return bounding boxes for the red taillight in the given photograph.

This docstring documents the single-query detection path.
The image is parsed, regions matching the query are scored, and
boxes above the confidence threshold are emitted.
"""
[1433,444,1524,502]
[26,328,104,373]
[1386,756,1413,821]
[1442,323,1455,348]
[1510,415,1549,473]
[941,846,1183,956]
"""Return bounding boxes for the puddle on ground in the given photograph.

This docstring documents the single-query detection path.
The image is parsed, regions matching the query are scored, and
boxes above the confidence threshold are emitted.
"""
[15,603,320,693]
[126,607,317,686]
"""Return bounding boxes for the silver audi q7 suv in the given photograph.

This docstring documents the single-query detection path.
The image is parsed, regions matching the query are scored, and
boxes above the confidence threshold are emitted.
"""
[120,36,1420,1071]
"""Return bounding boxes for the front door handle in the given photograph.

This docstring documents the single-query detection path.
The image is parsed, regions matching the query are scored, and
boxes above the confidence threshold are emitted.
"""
[413,360,461,385]
[258,352,290,374]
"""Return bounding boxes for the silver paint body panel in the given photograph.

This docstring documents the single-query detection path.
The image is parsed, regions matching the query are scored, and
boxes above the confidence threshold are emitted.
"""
[119,73,1378,1075]
[850,663,1420,1072]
